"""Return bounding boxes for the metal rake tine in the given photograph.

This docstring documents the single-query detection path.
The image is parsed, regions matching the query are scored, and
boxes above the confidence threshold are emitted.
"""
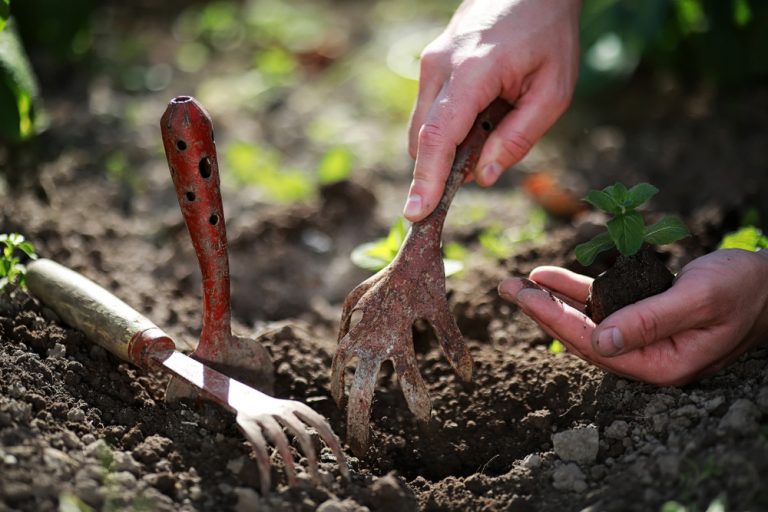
[257,415,299,486]
[330,330,359,405]
[338,275,379,339]
[236,413,272,493]
[392,352,432,422]
[276,412,321,483]
[293,403,350,480]
[347,357,380,456]
[430,307,473,382]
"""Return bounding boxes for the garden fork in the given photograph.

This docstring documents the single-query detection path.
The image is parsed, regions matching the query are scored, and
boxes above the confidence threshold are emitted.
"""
[331,99,512,455]
[160,96,348,486]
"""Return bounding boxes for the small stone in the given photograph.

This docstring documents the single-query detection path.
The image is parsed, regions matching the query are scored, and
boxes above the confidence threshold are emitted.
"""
[234,487,261,512]
[81,434,97,445]
[47,343,66,359]
[552,425,599,464]
[522,453,542,469]
[67,408,86,423]
[552,463,587,492]
[719,399,760,435]
[113,451,142,475]
[227,456,244,474]
[605,420,629,440]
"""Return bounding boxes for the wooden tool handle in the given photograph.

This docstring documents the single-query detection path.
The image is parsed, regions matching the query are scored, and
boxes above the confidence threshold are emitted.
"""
[26,259,175,369]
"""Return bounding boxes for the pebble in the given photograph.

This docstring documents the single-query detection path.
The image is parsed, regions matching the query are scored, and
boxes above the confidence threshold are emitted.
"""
[47,343,66,359]
[718,399,760,435]
[604,420,629,440]
[552,463,587,493]
[67,408,86,423]
[552,425,599,464]
[113,451,142,475]
[234,487,261,512]
[522,453,542,469]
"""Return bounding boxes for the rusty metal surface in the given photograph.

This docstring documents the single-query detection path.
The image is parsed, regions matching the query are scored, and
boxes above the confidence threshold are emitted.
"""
[331,99,512,455]
[154,350,349,492]
[160,96,274,395]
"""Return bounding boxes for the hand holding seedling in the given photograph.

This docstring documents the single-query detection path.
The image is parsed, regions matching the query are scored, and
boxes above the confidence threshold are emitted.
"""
[499,248,768,386]
[404,0,580,221]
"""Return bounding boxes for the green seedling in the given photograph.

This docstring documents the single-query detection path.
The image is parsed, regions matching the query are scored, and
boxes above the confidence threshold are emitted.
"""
[719,225,768,251]
[575,182,689,266]
[479,207,547,259]
[0,232,37,289]
[351,216,464,276]
[547,339,566,354]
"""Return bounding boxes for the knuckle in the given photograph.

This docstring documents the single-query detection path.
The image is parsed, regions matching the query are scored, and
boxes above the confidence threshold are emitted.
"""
[635,308,662,346]
[498,131,533,162]
[418,122,449,151]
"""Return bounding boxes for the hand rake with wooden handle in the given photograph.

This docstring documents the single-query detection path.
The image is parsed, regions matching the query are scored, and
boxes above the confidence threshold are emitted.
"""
[26,258,349,492]
[331,99,512,455]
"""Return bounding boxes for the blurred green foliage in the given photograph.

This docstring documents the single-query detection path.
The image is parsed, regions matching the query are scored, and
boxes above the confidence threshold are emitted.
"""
[579,0,768,92]
[0,19,44,142]
[350,216,464,276]
[478,207,548,260]
[10,0,95,63]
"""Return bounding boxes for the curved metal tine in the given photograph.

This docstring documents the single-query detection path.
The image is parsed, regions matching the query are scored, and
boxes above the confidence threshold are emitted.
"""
[347,357,381,456]
[257,415,299,486]
[430,307,473,382]
[292,403,350,479]
[392,351,432,422]
[275,412,321,483]
[338,274,379,339]
[330,328,362,405]
[236,413,272,493]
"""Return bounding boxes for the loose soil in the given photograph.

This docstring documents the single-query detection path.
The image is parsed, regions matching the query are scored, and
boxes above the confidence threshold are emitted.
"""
[2,2,768,511]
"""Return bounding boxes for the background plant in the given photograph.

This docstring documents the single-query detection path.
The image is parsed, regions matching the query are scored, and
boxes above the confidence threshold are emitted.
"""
[350,216,464,276]
[0,232,37,289]
[575,182,689,266]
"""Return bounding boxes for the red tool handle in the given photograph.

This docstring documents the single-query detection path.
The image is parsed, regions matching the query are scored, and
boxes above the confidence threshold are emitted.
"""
[160,96,232,358]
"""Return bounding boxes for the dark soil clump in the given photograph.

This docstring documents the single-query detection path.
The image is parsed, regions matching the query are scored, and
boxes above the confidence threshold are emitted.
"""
[586,247,675,322]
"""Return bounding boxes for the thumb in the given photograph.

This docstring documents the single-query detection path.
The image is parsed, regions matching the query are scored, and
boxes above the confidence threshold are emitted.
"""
[591,284,709,357]
[475,72,571,187]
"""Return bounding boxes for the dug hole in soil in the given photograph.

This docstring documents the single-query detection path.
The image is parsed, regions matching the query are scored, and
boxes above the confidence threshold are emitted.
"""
[3,16,768,512]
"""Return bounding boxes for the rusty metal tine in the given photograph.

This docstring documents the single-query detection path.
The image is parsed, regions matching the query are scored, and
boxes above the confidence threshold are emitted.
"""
[258,416,299,486]
[276,414,321,483]
[293,404,350,480]
[236,413,273,492]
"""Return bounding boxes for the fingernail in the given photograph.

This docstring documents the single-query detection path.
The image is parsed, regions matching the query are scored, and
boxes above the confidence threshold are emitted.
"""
[498,279,523,301]
[479,162,502,186]
[403,193,422,219]
[594,327,624,356]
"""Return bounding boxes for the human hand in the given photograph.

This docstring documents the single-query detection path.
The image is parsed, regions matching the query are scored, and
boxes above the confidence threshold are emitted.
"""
[497,249,768,386]
[404,0,581,221]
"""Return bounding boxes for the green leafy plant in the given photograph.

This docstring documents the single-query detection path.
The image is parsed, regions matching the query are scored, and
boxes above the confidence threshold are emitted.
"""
[719,225,768,251]
[350,217,464,276]
[0,232,37,289]
[575,182,689,266]
[479,207,547,259]
[0,18,46,142]
[548,339,566,354]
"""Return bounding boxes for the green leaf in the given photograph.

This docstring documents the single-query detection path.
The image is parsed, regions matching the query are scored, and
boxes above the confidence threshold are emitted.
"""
[17,240,37,259]
[0,0,9,33]
[317,146,354,185]
[607,211,645,256]
[548,339,566,354]
[0,20,46,141]
[643,217,690,246]
[575,232,615,266]
[583,189,621,215]
[625,183,658,209]
[604,182,629,205]
[718,226,768,251]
